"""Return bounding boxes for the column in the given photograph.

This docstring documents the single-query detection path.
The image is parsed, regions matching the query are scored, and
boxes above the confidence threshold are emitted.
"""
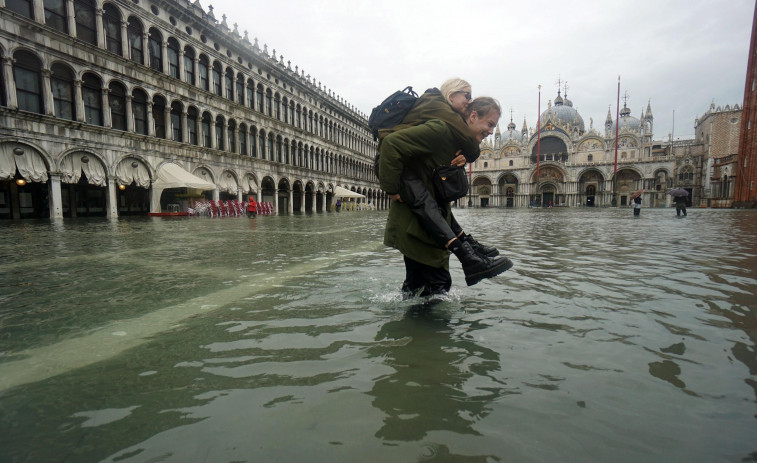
[125,95,134,132]
[181,110,188,143]
[237,187,243,203]
[193,58,199,87]
[65,0,76,38]
[95,8,105,49]
[120,21,129,58]
[41,68,56,116]
[107,176,118,218]
[177,49,184,81]
[48,174,63,219]
[164,105,170,139]
[33,0,44,25]
[74,79,85,122]
[161,40,168,75]
[222,120,228,151]
[2,57,18,109]
[208,120,216,149]
[141,33,149,66]
[146,102,155,136]
[212,189,219,201]
[102,88,112,127]
[288,189,293,213]
[233,126,239,154]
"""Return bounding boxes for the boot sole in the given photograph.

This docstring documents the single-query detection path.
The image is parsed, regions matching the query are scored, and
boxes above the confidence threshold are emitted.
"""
[465,258,513,286]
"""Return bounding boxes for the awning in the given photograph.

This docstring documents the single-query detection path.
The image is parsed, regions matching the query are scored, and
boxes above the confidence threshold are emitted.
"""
[333,186,365,199]
[150,163,216,212]
[154,163,216,190]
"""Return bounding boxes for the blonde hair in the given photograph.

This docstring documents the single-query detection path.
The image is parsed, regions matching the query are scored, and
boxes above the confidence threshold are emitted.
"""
[467,97,501,119]
[439,78,471,104]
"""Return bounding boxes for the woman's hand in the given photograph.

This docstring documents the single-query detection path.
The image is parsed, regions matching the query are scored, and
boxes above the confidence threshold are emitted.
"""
[450,151,466,167]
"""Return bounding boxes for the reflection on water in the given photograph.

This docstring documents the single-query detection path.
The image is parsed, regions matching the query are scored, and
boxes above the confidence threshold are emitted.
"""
[0,208,756,463]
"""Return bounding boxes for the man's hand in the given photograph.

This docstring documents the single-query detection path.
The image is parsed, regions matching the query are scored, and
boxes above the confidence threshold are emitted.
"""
[389,193,403,202]
[451,150,466,167]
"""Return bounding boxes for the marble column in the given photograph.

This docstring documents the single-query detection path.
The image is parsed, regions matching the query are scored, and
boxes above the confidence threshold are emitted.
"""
[41,68,55,116]
[107,176,118,218]
[48,173,63,219]
[2,57,18,109]
[125,95,134,132]
[74,79,85,122]
[102,88,112,127]
[95,8,105,48]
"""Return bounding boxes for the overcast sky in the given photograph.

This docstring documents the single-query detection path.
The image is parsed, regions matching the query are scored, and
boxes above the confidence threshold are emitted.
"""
[206,0,753,141]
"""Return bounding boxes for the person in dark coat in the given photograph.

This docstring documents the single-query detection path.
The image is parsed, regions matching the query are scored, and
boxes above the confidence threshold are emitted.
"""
[378,79,506,271]
[379,97,512,296]
[674,196,687,216]
[633,195,642,216]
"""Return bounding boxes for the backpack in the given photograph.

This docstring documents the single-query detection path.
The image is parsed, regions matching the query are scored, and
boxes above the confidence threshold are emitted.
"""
[368,86,419,142]
[369,86,418,179]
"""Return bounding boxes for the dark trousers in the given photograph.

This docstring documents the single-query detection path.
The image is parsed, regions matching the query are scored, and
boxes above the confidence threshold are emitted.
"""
[400,170,461,248]
[676,205,687,216]
[634,207,640,216]
[402,255,451,297]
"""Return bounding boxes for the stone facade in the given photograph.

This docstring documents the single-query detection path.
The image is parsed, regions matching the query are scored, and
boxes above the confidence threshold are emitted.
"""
[0,0,381,219]
[468,89,678,208]
[694,103,742,207]
[468,87,744,210]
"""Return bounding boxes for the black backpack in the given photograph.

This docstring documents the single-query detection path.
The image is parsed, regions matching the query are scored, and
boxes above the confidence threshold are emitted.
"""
[368,86,418,142]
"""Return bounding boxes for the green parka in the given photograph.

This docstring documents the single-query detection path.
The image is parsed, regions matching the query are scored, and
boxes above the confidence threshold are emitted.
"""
[379,119,466,268]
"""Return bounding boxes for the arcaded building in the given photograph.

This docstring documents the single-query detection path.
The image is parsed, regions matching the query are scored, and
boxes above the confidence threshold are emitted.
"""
[0,0,381,219]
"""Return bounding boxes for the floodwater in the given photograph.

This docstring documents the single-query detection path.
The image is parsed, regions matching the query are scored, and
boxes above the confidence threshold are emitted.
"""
[0,207,756,463]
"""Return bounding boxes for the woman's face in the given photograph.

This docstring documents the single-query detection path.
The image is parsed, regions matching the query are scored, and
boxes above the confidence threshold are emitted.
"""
[468,110,500,142]
[448,86,472,114]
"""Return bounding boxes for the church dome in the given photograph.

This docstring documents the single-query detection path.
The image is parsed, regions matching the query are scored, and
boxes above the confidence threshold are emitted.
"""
[610,103,641,132]
[540,91,585,133]
[503,120,523,142]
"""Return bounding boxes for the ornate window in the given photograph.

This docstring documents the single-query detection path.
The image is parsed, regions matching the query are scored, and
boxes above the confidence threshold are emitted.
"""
[167,38,180,79]
[227,120,236,152]
[81,73,102,125]
[51,63,74,120]
[109,81,127,131]
[239,123,247,155]
[7,0,33,18]
[198,55,209,91]
[74,0,97,45]
[127,17,143,64]
[132,89,148,135]
[236,74,244,105]
[103,4,122,55]
[187,107,198,145]
[246,80,254,109]
[152,95,166,138]
[201,112,212,147]
[13,51,44,114]
[183,47,195,84]
[224,68,233,100]
[170,101,182,142]
[215,115,224,150]
[44,0,68,33]
[258,131,266,159]
[212,62,222,96]
[148,29,162,72]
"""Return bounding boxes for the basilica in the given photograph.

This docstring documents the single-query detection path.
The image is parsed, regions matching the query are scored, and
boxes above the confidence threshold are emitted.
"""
[468,87,690,209]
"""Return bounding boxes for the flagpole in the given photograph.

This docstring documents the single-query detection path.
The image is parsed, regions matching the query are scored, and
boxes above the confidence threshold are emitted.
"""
[613,75,620,206]
[536,84,541,205]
